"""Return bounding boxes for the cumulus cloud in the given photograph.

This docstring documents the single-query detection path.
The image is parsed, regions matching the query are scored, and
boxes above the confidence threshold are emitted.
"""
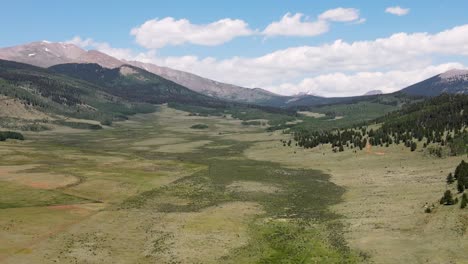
[262,13,329,37]
[318,7,360,22]
[147,24,468,96]
[385,6,410,16]
[269,63,467,97]
[263,8,362,37]
[130,17,254,49]
[67,36,137,60]
[70,24,468,96]
[130,9,363,46]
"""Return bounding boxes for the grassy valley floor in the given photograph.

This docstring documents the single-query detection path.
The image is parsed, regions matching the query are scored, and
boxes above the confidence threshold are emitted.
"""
[0,106,363,263]
[1,105,467,263]
[245,136,468,263]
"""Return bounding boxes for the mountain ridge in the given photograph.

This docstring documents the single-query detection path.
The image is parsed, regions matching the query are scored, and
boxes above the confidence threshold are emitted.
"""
[0,41,285,105]
[2,41,467,107]
[401,69,468,96]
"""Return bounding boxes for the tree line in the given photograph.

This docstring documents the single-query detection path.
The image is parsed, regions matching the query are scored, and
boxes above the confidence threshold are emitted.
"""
[0,131,24,141]
[440,160,468,209]
[291,94,467,154]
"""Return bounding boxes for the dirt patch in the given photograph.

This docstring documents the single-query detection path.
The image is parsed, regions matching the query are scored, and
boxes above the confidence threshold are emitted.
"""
[0,165,79,189]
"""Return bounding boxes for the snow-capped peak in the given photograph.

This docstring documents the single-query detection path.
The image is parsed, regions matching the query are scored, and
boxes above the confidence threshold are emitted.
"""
[439,69,468,80]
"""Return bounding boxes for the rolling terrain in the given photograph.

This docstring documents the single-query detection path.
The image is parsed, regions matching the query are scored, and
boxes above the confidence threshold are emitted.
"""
[2,41,467,109]
[0,42,467,264]
[0,41,288,105]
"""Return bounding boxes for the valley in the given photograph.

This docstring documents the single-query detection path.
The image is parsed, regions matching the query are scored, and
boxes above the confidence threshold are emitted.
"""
[0,37,467,264]
[0,106,359,263]
[1,105,466,263]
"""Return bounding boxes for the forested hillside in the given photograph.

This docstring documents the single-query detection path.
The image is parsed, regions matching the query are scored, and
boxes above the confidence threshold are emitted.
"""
[0,60,156,127]
[292,94,468,155]
[0,60,298,130]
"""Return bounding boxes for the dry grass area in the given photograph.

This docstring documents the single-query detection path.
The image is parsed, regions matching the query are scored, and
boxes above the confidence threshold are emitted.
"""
[148,202,263,263]
[3,202,262,264]
[245,140,468,264]
[0,96,50,120]
[298,111,326,118]
[0,165,79,189]
[1,105,466,264]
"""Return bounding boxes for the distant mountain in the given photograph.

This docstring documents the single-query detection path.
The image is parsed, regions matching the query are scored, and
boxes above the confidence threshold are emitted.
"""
[0,41,286,105]
[0,59,157,125]
[0,41,122,68]
[128,61,286,105]
[364,90,383,96]
[48,63,224,107]
[0,59,296,131]
[401,69,468,96]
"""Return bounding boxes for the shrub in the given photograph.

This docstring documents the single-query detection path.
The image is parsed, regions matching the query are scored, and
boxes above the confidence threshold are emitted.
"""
[0,131,24,141]
[190,124,209,129]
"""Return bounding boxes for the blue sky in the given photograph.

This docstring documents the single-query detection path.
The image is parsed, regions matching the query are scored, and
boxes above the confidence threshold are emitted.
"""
[2,0,468,96]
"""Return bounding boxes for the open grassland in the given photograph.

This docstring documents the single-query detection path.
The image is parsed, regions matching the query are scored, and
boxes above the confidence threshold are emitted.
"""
[0,106,363,263]
[295,102,398,131]
[246,138,468,264]
[1,105,466,263]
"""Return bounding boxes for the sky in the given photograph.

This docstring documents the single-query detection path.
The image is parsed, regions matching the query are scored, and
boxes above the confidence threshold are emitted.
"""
[2,0,468,97]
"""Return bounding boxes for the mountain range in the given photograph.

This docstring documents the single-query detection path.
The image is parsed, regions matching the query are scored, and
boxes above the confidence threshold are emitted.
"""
[0,41,467,109]
[0,41,286,105]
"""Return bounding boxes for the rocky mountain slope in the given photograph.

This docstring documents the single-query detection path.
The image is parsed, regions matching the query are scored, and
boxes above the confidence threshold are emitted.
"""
[0,41,286,104]
[401,69,468,96]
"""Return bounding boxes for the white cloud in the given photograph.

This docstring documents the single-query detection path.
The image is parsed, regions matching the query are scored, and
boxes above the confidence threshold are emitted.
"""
[318,7,360,22]
[385,6,410,16]
[67,36,136,60]
[262,13,329,37]
[144,24,468,96]
[70,24,468,97]
[130,9,363,46]
[269,63,466,97]
[130,17,254,49]
[262,8,362,37]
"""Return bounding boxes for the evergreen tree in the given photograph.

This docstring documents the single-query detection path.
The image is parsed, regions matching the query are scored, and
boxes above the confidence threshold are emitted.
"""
[461,193,467,209]
[440,190,455,205]
[446,173,454,184]
[457,181,465,193]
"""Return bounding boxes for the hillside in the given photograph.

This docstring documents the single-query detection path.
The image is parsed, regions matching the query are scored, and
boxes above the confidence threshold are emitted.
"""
[0,59,158,128]
[128,60,289,105]
[48,63,223,106]
[401,69,468,96]
[292,94,468,155]
[0,41,289,105]
[0,41,122,68]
